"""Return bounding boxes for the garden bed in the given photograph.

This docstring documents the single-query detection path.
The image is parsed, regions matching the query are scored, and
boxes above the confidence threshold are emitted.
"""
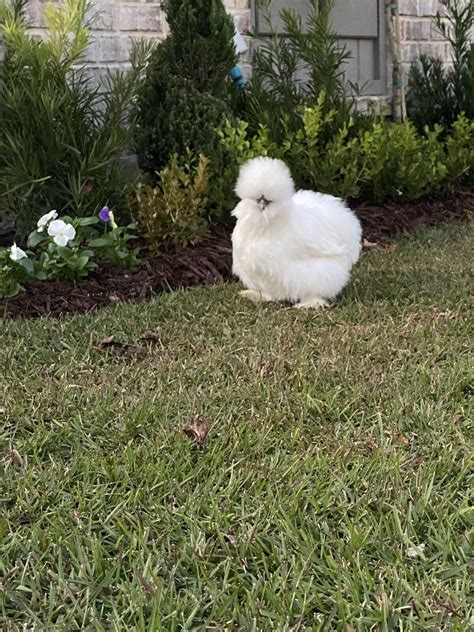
[1,190,472,320]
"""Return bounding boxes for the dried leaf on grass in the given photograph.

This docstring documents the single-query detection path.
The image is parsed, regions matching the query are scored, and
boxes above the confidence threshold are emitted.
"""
[363,239,380,250]
[363,239,398,253]
[99,336,116,348]
[10,449,23,469]
[98,336,145,358]
[394,432,410,445]
[183,415,210,450]
[139,331,161,342]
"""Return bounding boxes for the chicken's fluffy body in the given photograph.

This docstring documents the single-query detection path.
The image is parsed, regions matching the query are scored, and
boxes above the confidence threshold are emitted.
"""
[231,157,362,306]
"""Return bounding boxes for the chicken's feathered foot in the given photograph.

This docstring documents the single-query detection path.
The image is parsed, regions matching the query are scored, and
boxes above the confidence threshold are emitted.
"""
[295,298,330,309]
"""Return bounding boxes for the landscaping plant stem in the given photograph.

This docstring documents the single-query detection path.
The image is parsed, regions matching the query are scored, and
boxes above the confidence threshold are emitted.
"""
[386,3,407,121]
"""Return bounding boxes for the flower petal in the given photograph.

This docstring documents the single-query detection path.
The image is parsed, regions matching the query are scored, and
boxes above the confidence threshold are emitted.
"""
[37,209,58,230]
[109,211,118,229]
[48,219,67,236]
[53,233,68,247]
[63,224,76,241]
[99,206,111,222]
[10,242,28,261]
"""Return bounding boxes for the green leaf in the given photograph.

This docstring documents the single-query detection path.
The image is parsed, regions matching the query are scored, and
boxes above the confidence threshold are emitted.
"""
[76,255,91,268]
[27,231,46,248]
[77,216,99,227]
[19,258,34,274]
[0,281,23,298]
[88,238,110,248]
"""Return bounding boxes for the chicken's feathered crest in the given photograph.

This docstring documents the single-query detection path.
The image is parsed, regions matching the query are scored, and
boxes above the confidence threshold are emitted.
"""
[235,157,295,202]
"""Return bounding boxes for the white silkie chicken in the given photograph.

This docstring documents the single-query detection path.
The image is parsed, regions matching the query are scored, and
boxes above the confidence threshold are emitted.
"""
[231,157,362,308]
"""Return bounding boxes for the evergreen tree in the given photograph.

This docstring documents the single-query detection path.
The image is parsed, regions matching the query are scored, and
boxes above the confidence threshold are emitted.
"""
[163,0,237,94]
[134,0,237,177]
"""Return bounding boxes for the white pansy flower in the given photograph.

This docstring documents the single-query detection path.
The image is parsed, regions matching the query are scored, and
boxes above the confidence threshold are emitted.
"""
[10,242,28,261]
[47,219,76,246]
[37,210,58,232]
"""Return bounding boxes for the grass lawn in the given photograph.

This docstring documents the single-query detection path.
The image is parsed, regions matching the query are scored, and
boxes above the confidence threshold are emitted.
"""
[1,222,473,631]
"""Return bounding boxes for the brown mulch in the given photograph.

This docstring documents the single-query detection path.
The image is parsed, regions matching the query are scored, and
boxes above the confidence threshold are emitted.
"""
[1,190,472,320]
[353,188,473,241]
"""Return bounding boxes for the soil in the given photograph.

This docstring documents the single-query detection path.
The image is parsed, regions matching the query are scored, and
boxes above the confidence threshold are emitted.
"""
[1,190,472,320]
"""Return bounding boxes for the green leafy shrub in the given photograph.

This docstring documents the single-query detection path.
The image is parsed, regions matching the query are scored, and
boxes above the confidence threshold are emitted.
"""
[134,0,237,184]
[213,119,287,216]
[218,119,286,162]
[238,0,352,142]
[220,94,473,203]
[408,0,474,129]
[288,101,362,198]
[357,122,448,201]
[301,110,472,199]
[444,112,474,184]
[132,154,209,252]
[0,0,150,238]
[220,96,368,199]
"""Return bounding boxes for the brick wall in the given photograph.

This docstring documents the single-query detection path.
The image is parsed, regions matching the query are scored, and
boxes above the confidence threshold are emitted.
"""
[23,1,252,81]
[399,0,454,75]
[20,1,472,94]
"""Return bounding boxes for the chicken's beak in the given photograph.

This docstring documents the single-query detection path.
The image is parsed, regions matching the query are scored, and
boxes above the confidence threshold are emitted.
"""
[257,195,270,211]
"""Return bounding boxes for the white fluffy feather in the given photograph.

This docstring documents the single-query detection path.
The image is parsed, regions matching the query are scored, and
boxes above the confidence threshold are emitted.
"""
[231,157,362,306]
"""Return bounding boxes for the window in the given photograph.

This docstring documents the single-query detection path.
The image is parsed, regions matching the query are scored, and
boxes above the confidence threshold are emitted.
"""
[253,0,386,96]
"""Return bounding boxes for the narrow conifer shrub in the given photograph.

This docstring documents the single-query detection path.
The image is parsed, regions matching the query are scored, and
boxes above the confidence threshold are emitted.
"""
[134,0,237,178]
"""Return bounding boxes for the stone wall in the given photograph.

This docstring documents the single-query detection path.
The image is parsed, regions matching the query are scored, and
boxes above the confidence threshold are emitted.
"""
[22,0,471,94]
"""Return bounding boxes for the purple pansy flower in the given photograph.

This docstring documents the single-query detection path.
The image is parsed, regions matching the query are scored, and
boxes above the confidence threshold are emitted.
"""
[99,206,111,222]
[98,205,118,229]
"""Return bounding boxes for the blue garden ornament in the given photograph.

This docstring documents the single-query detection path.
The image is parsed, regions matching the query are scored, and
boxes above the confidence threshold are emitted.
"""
[230,65,245,89]
[230,26,247,89]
